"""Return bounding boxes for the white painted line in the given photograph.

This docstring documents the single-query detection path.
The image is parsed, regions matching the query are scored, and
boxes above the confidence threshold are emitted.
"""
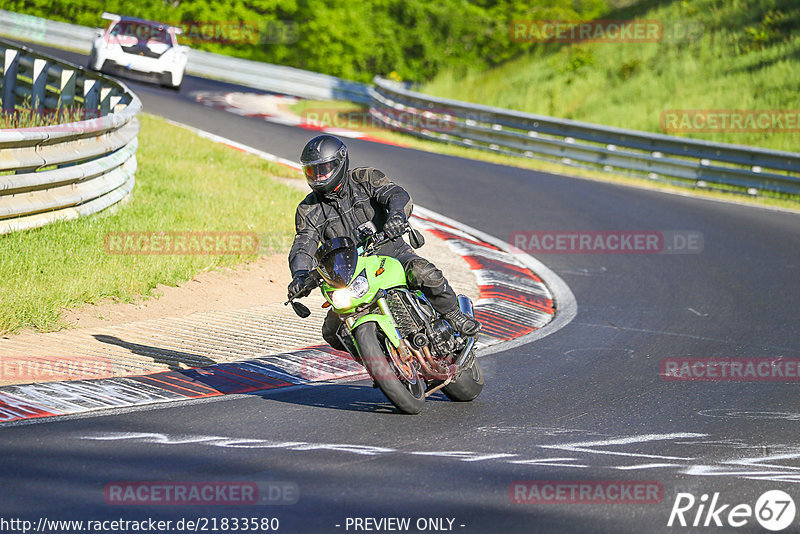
[165,119,302,171]
[541,432,707,461]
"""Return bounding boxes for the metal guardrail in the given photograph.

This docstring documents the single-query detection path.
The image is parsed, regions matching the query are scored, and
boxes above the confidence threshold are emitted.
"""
[0,38,140,234]
[3,9,796,197]
[0,9,372,104]
[370,78,800,196]
[186,49,371,104]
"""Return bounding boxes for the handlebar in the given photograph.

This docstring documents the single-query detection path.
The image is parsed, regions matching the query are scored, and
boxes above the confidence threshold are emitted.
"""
[361,230,392,254]
[286,223,417,305]
[284,270,320,304]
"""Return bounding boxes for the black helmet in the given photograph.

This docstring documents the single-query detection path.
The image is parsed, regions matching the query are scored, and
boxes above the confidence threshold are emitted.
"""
[300,135,349,196]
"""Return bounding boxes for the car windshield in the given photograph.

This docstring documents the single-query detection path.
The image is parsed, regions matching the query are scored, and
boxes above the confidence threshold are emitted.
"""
[110,21,171,45]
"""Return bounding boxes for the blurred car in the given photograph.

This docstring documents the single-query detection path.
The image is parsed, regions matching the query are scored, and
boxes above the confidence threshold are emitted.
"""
[88,12,187,90]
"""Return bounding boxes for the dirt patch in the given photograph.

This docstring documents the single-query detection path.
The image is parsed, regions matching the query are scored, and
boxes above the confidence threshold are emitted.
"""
[58,253,291,331]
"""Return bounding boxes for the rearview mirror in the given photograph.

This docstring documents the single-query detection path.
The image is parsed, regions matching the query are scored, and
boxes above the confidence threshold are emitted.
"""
[291,301,311,318]
[409,228,425,249]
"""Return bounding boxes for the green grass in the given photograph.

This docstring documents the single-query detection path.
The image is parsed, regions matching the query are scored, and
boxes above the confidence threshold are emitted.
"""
[0,106,90,130]
[421,0,800,153]
[0,113,306,335]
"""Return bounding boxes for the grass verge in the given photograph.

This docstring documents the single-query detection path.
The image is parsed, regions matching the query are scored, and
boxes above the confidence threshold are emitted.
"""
[0,112,306,335]
[290,99,800,212]
[422,0,800,153]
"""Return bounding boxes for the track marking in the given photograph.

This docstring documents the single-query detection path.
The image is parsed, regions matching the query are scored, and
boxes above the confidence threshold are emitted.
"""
[77,429,800,483]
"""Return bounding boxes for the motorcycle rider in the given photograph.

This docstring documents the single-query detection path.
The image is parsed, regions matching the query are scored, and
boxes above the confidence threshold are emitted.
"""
[287,135,481,353]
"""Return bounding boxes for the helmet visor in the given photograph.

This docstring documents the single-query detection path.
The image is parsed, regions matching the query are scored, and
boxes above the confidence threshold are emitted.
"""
[303,157,341,182]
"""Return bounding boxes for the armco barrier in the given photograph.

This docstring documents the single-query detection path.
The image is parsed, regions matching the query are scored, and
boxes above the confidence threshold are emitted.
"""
[369,78,800,196]
[0,38,140,233]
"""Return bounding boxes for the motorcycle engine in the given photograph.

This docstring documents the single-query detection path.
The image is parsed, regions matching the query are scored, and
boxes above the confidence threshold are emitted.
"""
[430,318,456,357]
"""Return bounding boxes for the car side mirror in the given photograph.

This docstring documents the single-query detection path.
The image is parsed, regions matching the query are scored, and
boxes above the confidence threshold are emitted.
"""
[409,227,425,249]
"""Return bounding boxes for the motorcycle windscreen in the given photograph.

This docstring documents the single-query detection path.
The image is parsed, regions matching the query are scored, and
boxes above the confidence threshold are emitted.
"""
[315,237,358,289]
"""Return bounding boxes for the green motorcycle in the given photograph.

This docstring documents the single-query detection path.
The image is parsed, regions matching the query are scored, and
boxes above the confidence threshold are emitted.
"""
[286,223,483,414]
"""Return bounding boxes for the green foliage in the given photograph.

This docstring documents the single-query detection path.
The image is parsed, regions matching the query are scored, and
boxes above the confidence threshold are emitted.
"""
[553,46,596,74]
[0,106,89,129]
[617,57,641,80]
[5,0,610,82]
[422,0,800,152]
[743,9,795,50]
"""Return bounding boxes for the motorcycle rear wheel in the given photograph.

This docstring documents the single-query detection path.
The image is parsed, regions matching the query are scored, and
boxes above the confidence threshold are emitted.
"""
[354,322,426,414]
[442,349,484,402]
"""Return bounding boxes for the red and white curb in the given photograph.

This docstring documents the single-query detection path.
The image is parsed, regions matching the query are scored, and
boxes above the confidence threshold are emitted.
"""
[0,126,575,425]
[410,212,554,347]
[192,91,406,146]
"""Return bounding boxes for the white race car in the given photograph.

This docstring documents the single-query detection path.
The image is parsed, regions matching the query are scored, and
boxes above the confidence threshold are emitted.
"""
[88,13,187,90]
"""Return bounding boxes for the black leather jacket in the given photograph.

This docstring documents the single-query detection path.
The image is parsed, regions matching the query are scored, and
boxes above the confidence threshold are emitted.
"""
[288,167,413,276]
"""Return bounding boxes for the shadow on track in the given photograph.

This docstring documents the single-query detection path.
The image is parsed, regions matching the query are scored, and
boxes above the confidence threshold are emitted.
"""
[254,382,452,415]
[93,334,217,370]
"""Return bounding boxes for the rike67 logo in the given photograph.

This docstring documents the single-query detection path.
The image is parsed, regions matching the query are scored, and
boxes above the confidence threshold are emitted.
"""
[668,490,796,531]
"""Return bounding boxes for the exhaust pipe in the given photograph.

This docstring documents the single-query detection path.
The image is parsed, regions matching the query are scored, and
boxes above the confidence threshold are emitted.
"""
[457,294,474,317]
[456,294,477,368]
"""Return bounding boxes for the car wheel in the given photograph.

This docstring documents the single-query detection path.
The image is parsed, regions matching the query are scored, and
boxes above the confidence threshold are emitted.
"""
[159,73,181,91]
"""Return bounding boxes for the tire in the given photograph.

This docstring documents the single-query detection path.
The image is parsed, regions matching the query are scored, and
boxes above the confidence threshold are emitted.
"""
[442,351,484,402]
[88,51,101,72]
[354,322,425,414]
[159,73,182,91]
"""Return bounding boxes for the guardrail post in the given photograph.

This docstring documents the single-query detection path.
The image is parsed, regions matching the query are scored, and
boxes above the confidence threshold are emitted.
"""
[58,68,76,108]
[83,78,100,117]
[31,58,47,112]
[2,47,19,111]
[99,85,112,115]
[110,93,123,112]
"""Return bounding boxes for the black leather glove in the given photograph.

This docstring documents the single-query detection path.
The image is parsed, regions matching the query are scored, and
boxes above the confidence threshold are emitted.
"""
[288,270,312,299]
[384,212,407,239]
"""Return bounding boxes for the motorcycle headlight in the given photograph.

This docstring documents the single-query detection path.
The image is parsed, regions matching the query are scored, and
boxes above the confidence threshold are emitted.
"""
[330,271,369,308]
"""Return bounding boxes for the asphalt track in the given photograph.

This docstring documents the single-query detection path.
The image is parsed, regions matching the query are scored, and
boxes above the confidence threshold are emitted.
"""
[2,43,800,533]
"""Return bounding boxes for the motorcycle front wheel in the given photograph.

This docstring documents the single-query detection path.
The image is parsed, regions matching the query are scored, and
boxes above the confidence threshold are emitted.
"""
[353,322,425,414]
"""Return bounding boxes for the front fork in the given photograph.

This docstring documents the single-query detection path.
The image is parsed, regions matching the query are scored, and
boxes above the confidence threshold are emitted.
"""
[337,296,401,364]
